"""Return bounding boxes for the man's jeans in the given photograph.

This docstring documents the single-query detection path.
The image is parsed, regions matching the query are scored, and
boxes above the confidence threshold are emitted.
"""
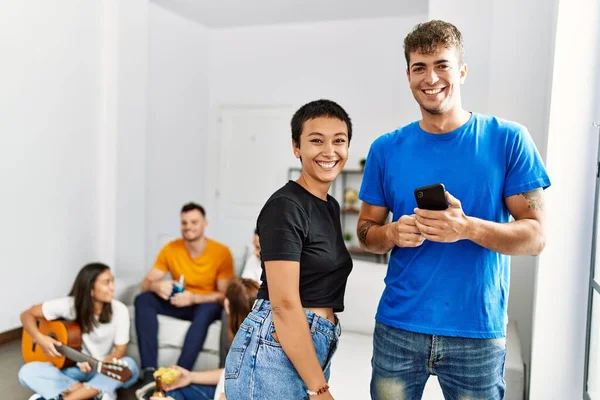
[371,322,506,400]
[134,292,223,370]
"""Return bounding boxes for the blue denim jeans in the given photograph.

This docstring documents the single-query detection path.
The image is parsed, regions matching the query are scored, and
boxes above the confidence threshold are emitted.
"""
[18,357,139,399]
[224,299,340,400]
[371,322,506,400]
[166,384,216,400]
[134,292,223,370]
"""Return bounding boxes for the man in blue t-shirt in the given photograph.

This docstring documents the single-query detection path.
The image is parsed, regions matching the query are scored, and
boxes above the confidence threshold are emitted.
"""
[358,20,550,400]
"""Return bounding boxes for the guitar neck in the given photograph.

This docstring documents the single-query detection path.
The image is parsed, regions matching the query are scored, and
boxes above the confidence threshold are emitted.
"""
[58,345,99,370]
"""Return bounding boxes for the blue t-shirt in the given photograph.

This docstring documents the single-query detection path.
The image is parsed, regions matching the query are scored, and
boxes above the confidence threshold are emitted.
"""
[359,113,551,338]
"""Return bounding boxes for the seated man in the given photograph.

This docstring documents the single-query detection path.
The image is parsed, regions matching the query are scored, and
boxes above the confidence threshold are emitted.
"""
[240,228,262,285]
[134,202,233,394]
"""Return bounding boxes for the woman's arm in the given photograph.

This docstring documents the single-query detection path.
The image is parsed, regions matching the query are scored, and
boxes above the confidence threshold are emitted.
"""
[20,304,62,357]
[265,260,330,396]
[103,344,127,362]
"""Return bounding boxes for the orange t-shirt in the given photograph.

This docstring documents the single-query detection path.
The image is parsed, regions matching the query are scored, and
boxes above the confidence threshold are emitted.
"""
[154,238,234,294]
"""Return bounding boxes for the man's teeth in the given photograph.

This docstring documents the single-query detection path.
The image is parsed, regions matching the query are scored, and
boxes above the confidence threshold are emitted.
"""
[424,88,444,95]
[317,161,336,168]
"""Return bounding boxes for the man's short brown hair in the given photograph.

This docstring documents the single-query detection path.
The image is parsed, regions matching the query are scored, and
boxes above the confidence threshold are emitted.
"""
[404,20,464,67]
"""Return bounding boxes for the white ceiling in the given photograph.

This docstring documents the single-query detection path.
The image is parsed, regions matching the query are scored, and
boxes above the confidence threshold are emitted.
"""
[151,0,428,29]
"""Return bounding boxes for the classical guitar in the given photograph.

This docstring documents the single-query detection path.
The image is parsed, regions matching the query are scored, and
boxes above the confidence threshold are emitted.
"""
[21,318,133,383]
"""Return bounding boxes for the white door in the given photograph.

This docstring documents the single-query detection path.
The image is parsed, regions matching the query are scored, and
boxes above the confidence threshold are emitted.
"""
[214,106,296,257]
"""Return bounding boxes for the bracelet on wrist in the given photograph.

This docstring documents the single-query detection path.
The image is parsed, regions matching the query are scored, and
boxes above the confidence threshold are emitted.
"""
[306,384,329,396]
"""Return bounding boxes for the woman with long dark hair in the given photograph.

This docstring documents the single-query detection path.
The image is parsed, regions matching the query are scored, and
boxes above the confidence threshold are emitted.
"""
[149,277,260,400]
[19,263,139,400]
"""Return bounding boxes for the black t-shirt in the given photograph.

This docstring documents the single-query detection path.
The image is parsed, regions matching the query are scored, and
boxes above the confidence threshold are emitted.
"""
[256,181,353,312]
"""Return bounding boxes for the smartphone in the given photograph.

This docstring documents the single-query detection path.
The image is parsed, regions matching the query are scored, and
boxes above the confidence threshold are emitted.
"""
[414,183,448,210]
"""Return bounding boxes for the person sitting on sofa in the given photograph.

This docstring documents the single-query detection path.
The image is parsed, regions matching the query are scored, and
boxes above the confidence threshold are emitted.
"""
[240,228,262,285]
[149,277,260,400]
[18,262,139,400]
[134,202,234,394]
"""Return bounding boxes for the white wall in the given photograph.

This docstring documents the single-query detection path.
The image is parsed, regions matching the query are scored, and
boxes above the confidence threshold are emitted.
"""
[0,2,101,332]
[487,0,557,378]
[146,4,210,266]
[113,0,149,278]
[529,0,600,397]
[205,16,427,243]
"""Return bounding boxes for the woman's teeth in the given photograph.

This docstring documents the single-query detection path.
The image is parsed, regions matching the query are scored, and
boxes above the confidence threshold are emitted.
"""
[316,161,337,169]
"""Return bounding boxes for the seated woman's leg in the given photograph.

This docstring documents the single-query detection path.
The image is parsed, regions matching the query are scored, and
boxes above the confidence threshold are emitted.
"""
[18,362,80,400]
[118,356,140,389]
[81,357,140,396]
[167,384,217,400]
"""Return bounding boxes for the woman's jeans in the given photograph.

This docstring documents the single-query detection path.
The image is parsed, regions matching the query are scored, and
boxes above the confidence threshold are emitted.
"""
[371,322,506,400]
[18,356,139,399]
[224,299,341,400]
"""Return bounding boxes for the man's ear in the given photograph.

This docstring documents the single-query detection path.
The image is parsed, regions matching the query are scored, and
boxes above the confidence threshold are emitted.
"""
[459,63,468,84]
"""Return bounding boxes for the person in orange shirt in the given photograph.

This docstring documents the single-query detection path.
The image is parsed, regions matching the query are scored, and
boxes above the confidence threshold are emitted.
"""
[134,202,233,396]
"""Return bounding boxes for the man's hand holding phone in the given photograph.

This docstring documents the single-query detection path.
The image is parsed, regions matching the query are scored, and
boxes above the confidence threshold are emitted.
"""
[414,191,470,243]
[386,214,426,248]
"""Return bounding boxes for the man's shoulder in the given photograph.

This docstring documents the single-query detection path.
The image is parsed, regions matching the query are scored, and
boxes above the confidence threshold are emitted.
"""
[372,123,418,149]
[161,238,185,252]
[474,113,528,136]
[206,238,232,258]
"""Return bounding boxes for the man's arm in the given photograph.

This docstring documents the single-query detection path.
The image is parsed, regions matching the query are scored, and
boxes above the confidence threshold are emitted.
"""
[414,189,546,256]
[467,189,546,255]
[141,268,173,300]
[190,278,230,304]
[357,202,425,253]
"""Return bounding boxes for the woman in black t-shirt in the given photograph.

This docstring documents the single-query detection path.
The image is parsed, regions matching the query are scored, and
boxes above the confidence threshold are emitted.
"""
[224,100,353,400]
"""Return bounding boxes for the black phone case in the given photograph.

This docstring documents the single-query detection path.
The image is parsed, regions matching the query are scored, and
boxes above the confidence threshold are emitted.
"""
[414,183,447,210]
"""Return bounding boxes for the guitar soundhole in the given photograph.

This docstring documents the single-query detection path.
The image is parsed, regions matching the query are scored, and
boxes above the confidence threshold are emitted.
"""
[31,320,40,352]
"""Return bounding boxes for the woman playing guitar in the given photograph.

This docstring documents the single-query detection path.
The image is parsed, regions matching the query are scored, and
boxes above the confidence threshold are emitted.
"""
[18,262,139,400]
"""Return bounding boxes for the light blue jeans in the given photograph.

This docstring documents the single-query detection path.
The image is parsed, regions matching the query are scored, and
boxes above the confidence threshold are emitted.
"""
[224,299,340,400]
[18,357,139,399]
[371,322,506,400]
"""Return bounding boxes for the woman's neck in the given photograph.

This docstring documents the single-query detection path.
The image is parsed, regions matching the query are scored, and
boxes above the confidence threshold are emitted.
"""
[297,173,329,200]
[93,301,104,316]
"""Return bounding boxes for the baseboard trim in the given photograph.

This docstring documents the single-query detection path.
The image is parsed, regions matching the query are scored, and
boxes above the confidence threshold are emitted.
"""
[0,327,22,345]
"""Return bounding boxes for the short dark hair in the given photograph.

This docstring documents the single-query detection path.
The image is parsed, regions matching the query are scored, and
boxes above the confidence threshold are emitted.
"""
[403,20,464,67]
[181,202,206,217]
[291,99,352,148]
